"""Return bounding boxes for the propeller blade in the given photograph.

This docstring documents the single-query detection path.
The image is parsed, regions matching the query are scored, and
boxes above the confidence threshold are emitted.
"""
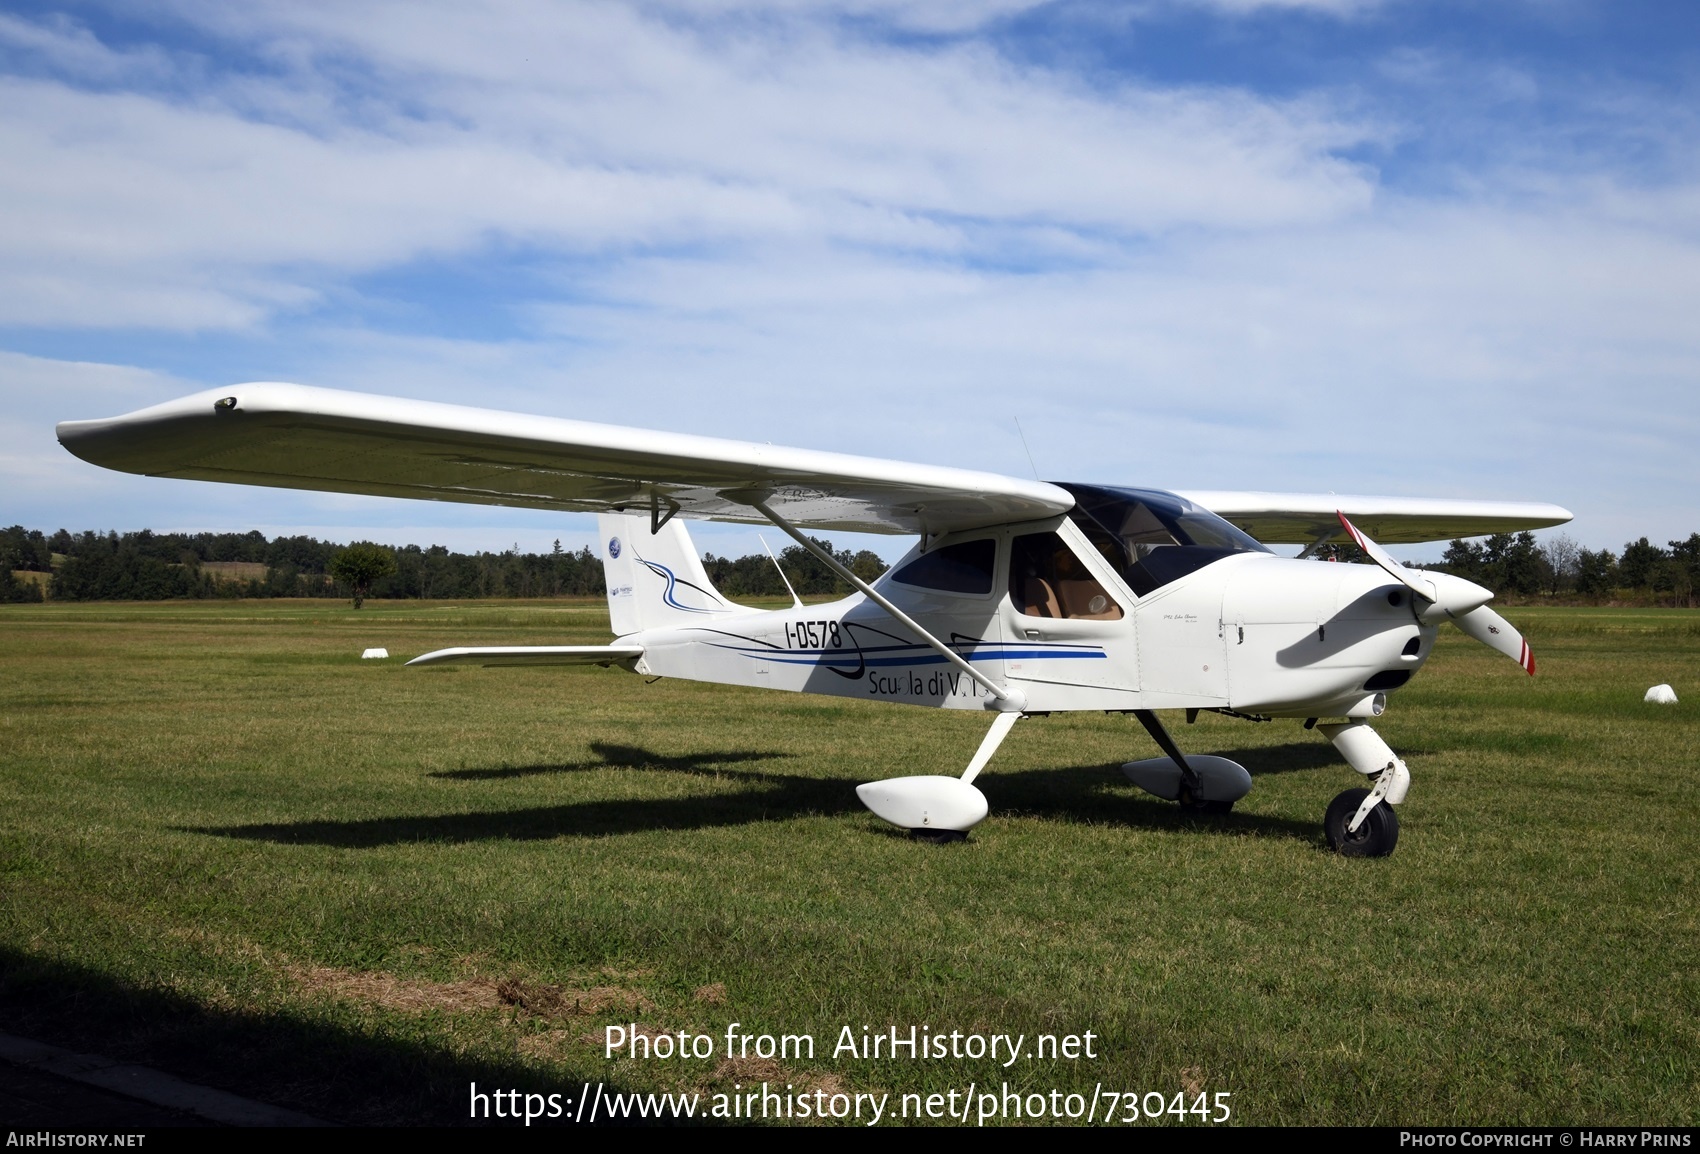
[1452,605,1536,675]
[1335,511,1532,675]
[1336,511,1437,602]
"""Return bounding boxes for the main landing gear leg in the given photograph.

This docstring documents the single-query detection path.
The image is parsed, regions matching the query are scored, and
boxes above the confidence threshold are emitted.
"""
[1317,721,1410,857]
[1129,710,1247,815]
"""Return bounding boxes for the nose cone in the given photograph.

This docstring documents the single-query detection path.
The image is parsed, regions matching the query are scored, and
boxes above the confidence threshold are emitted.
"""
[1418,571,1494,619]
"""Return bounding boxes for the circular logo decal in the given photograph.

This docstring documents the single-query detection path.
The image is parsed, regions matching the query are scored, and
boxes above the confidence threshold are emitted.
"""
[608,537,621,559]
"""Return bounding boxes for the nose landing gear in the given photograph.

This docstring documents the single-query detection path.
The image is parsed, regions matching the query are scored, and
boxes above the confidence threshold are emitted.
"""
[1324,786,1400,857]
[1318,721,1410,858]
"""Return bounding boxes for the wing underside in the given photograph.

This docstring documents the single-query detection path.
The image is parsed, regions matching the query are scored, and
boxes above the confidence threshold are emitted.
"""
[56,383,1071,537]
[1177,490,1572,545]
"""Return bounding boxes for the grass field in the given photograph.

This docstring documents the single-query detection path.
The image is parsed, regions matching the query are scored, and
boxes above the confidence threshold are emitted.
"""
[0,599,1695,1126]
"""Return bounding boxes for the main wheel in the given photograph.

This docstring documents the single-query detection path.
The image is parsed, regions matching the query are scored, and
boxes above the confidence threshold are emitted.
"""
[1178,789,1234,816]
[910,828,968,845]
[1324,788,1399,857]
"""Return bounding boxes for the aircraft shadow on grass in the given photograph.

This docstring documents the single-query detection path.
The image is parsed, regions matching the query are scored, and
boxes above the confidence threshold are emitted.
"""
[0,944,654,1126]
[187,741,1336,849]
[427,743,790,781]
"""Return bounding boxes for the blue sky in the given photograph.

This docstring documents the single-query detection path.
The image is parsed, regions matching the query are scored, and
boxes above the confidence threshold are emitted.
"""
[2,0,1696,561]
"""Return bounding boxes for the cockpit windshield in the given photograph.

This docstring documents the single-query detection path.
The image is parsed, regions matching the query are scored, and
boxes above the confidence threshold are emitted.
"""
[1059,483,1270,598]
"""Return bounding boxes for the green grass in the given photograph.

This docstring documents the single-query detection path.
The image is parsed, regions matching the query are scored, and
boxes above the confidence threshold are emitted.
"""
[0,599,1695,1125]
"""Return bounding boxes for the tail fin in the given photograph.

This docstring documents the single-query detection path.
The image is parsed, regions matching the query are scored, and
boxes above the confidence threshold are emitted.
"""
[597,512,744,635]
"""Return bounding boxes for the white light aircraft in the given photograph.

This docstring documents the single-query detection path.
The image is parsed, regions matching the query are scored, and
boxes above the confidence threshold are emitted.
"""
[58,385,1572,857]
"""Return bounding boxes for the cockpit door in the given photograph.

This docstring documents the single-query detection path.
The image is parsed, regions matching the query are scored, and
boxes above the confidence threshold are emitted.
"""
[1000,519,1138,692]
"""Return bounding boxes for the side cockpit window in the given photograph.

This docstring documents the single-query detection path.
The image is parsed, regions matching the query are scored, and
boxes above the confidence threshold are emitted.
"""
[1009,533,1123,619]
[890,538,997,595]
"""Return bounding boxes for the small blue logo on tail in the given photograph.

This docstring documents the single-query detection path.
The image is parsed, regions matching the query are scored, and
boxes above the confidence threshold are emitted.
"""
[608,537,622,559]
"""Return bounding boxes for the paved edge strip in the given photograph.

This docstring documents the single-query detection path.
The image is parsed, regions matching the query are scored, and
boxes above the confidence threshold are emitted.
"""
[0,1031,329,1127]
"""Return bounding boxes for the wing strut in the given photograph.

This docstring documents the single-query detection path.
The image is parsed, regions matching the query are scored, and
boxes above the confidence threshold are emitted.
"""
[1295,529,1338,560]
[745,498,1025,712]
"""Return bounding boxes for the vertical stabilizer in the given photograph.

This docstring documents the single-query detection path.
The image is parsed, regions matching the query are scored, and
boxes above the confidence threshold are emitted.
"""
[597,513,744,636]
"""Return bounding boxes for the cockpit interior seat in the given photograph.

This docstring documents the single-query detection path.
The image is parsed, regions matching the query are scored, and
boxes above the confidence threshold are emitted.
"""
[1056,579,1121,620]
[1021,577,1061,618]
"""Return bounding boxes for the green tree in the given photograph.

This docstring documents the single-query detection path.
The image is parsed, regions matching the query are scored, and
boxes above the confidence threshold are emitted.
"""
[1574,548,1618,599]
[0,568,43,603]
[1493,531,1547,595]
[1667,534,1700,607]
[1618,538,1666,590]
[849,550,888,583]
[328,543,397,609]
[1440,539,1485,583]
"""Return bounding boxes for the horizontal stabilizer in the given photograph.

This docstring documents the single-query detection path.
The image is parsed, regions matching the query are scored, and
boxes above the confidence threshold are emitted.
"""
[406,645,644,668]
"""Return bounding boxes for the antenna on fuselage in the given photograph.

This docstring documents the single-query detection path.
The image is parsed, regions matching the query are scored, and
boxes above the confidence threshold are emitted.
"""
[760,534,804,609]
[1013,417,1041,481]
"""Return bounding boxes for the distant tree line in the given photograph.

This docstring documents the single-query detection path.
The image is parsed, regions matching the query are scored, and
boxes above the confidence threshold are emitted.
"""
[704,543,887,599]
[6,523,1696,607]
[0,525,887,604]
[1435,531,1700,606]
[1317,530,1699,607]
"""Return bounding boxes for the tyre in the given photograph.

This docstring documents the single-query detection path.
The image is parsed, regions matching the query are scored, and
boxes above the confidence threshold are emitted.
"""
[1178,790,1234,816]
[910,828,968,845]
[1324,787,1399,857]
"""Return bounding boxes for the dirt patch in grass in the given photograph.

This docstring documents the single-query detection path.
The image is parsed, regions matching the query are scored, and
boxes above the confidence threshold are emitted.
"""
[289,964,504,1014]
[497,978,653,1019]
[288,964,655,1024]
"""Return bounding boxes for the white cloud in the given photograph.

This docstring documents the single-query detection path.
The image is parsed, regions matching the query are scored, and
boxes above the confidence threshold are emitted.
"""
[0,4,1379,329]
[4,1,1699,557]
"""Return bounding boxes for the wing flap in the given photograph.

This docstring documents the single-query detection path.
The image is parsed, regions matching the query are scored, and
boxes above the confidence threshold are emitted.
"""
[406,645,645,668]
[57,383,1071,536]
[1178,490,1573,545]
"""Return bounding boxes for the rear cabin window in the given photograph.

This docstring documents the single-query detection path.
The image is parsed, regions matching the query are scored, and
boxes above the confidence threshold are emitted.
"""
[890,538,997,595]
[1009,533,1123,619]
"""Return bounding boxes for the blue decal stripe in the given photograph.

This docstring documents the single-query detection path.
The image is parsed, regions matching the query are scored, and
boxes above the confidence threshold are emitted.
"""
[760,651,1105,668]
[708,644,1107,667]
[703,639,1102,655]
[639,558,719,614]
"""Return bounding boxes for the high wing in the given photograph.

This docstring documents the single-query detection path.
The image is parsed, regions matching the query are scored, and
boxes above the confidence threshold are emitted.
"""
[55,383,1069,537]
[56,383,1571,544]
[1177,490,1572,545]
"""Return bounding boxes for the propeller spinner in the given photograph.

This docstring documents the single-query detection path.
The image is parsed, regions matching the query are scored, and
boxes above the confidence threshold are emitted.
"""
[1337,511,1535,676]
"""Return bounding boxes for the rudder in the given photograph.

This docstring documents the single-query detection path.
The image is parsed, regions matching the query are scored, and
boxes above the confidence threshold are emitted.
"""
[597,513,744,636]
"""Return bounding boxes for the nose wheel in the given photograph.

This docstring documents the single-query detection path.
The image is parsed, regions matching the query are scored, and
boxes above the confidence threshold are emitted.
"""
[1324,787,1399,857]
